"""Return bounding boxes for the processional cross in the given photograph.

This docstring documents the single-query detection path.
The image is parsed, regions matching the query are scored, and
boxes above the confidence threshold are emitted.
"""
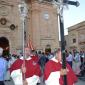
[52,0,79,85]
[39,0,80,85]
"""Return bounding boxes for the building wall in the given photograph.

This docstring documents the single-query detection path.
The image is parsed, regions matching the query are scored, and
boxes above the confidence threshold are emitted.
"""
[77,25,85,51]
[0,0,23,54]
[64,35,69,50]
[67,21,85,52]
[27,1,59,52]
[0,0,60,54]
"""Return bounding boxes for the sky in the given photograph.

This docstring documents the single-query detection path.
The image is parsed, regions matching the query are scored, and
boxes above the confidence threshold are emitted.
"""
[63,0,85,35]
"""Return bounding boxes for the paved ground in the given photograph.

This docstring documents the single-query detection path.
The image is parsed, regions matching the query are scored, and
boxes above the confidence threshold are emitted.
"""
[5,79,85,85]
[75,79,85,85]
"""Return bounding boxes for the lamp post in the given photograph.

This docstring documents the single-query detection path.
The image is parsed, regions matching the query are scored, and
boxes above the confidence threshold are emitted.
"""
[18,0,28,81]
[53,0,79,85]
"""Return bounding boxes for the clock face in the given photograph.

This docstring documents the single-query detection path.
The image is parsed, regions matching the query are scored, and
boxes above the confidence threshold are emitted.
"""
[43,12,49,20]
[0,6,9,16]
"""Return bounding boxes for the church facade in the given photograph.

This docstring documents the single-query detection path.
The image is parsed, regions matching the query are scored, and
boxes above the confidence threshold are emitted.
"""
[0,0,59,55]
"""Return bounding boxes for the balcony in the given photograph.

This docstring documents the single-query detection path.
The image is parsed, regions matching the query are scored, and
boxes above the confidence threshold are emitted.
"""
[79,41,85,45]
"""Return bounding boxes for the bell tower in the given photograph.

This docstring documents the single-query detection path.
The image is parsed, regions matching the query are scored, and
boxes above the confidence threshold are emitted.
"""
[27,0,59,50]
[27,0,59,51]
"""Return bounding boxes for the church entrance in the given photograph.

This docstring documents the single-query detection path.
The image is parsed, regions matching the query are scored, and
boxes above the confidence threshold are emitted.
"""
[0,37,9,56]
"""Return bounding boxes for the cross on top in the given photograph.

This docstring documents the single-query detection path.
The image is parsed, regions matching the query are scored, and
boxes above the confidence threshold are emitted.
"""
[39,0,79,7]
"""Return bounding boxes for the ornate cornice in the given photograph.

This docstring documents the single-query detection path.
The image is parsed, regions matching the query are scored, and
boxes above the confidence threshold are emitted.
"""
[68,21,85,32]
[0,0,13,7]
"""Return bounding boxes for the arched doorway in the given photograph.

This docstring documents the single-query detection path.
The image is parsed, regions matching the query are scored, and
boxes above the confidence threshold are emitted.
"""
[0,37,9,56]
[45,44,51,53]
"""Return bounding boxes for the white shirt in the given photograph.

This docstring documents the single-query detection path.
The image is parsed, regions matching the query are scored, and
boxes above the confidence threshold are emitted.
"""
[66,54,73,62]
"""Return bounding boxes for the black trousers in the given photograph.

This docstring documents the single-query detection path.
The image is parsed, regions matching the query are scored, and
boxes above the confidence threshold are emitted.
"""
[0,81,5,85]
[67,61,72,68]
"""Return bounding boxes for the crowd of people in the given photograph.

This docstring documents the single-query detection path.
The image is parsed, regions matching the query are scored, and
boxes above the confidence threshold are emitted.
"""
[66,50,85,76]
[0,47,85,85]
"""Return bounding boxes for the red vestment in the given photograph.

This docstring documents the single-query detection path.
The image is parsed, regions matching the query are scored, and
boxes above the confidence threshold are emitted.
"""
[44,57,78,85]
[31,55,39,63]
[10,57,41,85]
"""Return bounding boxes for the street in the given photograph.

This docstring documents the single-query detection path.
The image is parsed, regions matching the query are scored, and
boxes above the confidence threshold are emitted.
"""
[5,79,85,85]
[75,79,85,85]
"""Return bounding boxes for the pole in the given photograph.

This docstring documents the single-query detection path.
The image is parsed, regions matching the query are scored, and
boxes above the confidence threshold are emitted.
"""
[22,18,26,81]
[53,0,80,85]
[22,18,25,60]
[59,6,67,85]
[18,0,28,82]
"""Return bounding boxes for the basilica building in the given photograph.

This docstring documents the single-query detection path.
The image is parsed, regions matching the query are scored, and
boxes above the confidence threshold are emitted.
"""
[0,0,59,55]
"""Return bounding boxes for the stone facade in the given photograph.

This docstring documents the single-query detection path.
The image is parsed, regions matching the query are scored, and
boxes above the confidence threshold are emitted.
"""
[28,0,59,52]
[0,0,59,54]
[66,21,85,52]
[0,0,22,54]
[64,35,69,50]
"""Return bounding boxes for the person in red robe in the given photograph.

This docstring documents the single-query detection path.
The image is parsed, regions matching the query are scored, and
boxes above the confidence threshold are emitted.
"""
[30,50,39,63]
[10,48,41,85]
[44,48,78,85]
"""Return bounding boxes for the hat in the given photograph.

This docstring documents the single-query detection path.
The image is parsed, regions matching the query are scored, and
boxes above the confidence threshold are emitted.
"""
[0,47,3,54]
